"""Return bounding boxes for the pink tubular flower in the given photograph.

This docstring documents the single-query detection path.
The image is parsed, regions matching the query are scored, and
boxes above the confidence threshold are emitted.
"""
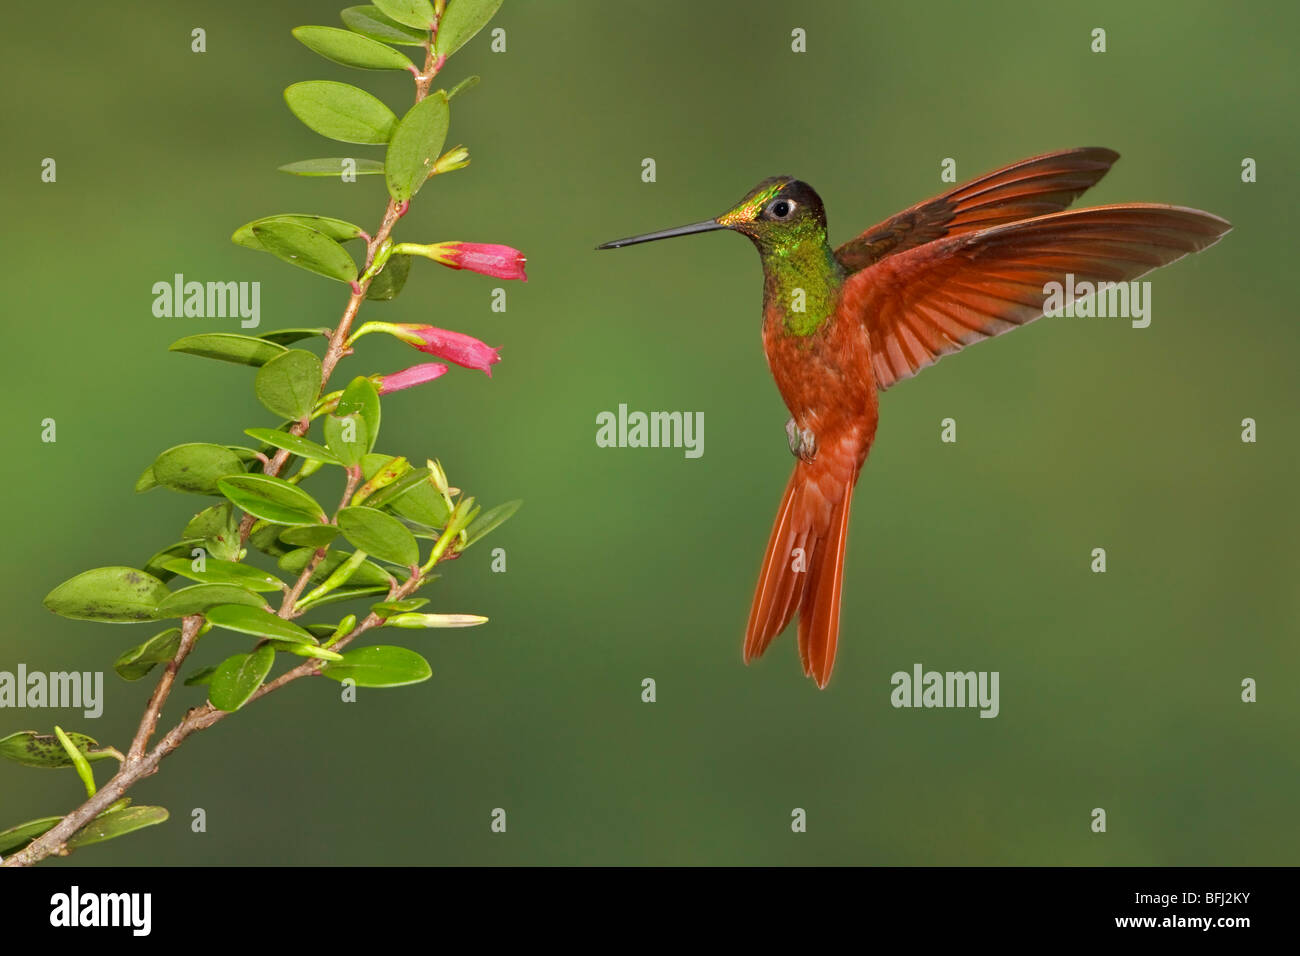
[424,242,527,281]
[397,325,501,377]
[376,362,450,395]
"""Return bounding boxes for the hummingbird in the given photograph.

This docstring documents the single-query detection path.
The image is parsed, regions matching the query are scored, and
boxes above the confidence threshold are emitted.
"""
[597,147,1230,689]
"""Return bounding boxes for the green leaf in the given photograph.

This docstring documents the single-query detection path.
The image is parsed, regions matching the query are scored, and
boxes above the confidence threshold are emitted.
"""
[338,376,382,440]
[254,349,324,420]
[325,376,381,464]
[464,499,521,546]
[252,221,359,284]
[293,25,415,70]
[249,522,293,557]
[365,252,411,301]
[341,5,428,45]
[183,665,217,687]
[279,157,386,176]
[244,427,340,464]
[279,524,341,548]
[337,506,419,566]
[156,557,286,593]
[363,466,429,508]
[258,327,331,345]
[66,806,168,849]
[278,548,396,588]
[143,540,202,582]
[0,731,116,768]
[296,585,388,609]
[232,214,362,251]
[150,443,245,496]
[324,414,369,467]
[434,0,503,57]
[219,475,326,525]
[284,80,397,144]
[169,332,287,367]
[385,91,449,201]
[44,567,170,623]
[373,0,436,30]
[321,645,431,686]
[447,74,480,100]
[208,645,275,712]
[113,628,182,681]
[371,597,429,617]
[154,584,267,619]
[182,503,241,561]
[390,478,450,527]
[134,464,157,492]
[204,604,318,645]
[0,816,63,855]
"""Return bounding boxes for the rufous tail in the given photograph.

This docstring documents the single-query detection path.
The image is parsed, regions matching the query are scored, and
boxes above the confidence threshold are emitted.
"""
[743,458,855,689]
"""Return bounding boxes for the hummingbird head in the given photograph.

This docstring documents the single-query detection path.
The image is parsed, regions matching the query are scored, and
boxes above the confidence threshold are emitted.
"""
[596,177,829,255]
[715,177,827,250]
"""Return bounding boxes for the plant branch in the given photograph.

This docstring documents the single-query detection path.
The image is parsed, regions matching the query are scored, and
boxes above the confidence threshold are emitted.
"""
[5,39,452,868]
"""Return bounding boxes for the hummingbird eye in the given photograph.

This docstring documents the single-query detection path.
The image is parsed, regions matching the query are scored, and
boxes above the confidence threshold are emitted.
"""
[768,199,794,220]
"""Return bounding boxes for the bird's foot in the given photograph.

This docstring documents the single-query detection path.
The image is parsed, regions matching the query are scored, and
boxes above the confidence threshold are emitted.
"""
[785,417,818,462]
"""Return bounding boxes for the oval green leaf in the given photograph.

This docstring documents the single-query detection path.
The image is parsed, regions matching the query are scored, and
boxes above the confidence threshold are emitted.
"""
[44,567,170,623]
[154,584,268,619]
[232,214,363,250]
[279,157,386,176]
[464,499,521,546]
[156,557,286,593]
[258,327,331,345]
[143,540,202,582]
[0,816,63,855]
[204,604,318,645]
[254,349,323,420]
[337,506,419,566]
[321,645,431,686]
[284,80,397,144]
[385,91,449,201]
[341,5,428,45]
[219,475,326,525]
[293,25,415,70]
[113,628,182,681]
[0,731,115,768]
[365,252,410,301]
[279,524,341,548]
[252,221,358,284]
[183,665,217,687]
[373,0,435,30]
[371,597,429,617]
[208,645,275,712]
[169,332,287,367]
[434,0,503,57]
[447,74,480,100]
[151,443,245,496]
[244,427,340,464]
[67,806,169,849]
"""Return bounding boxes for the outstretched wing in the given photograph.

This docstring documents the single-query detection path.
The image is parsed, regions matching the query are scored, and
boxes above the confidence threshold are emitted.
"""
[834,147,1121,273]
[840,204,1231,391]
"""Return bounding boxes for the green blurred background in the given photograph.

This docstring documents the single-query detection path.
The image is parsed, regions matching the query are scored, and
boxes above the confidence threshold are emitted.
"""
[3,0,1295,865]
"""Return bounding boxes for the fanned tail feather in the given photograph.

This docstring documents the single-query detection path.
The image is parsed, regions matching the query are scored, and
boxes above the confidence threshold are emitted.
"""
[744,459,856,689]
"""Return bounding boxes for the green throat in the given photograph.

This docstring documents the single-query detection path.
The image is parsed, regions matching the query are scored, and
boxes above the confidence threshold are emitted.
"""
[760,232,844,338]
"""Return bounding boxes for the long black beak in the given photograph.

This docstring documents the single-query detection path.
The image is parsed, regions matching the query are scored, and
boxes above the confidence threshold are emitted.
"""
[596,219,727,250]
